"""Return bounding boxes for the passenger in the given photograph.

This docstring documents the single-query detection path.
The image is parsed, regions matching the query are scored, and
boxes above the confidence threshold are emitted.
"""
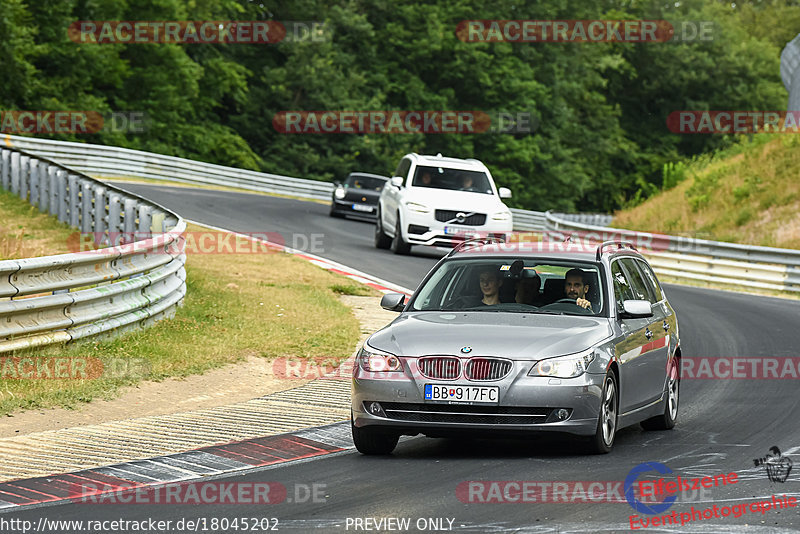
[419,172,432,186]
[478,267,503,306]
[461,175,474,191]
[564,268,592,310]
[515,274,541,305]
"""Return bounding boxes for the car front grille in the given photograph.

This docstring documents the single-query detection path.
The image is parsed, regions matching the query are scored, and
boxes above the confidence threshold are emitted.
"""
[376,402,552,425]
[417,356,461,380]
[465,358,513,381]
[434,210,486,226]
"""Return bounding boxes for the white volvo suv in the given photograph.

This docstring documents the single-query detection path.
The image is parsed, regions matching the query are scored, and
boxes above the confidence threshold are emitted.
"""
[374,153,513,254]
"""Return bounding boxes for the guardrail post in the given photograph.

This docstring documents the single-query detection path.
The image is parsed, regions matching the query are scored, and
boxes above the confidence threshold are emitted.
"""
[123,197,137,239]
[57,170,68,223]
[10,152,20,196]
[17,155,29,200]
[68,174,80,227]
[0,149,9,190]
[93,186,106,245]
[138,205,152,236]
[48,165,59,215]
[29,160,40,207]
[81,181,93,234]
[39,163,49,212]
[108,193,121,244]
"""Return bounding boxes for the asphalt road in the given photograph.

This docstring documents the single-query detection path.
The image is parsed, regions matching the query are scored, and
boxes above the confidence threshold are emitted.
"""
[6,184,800,533]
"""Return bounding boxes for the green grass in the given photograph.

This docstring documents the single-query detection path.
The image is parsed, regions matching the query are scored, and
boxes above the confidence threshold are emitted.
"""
[613,134,800,250]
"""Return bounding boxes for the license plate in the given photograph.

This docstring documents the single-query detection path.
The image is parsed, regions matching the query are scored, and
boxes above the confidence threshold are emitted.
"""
[352,203,373,212]
[444,225,474,236]
[424,384,499,404]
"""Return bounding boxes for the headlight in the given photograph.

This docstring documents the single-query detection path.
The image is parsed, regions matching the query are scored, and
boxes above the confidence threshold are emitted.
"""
[491,210,511,221]
[358,346,402,372]
[528,349,595,378]
[405,201,430,213]
[334,187,345,199]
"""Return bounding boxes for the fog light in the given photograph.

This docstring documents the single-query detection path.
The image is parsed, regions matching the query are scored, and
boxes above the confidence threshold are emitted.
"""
[556,409,570,420]
[366,401,386,417]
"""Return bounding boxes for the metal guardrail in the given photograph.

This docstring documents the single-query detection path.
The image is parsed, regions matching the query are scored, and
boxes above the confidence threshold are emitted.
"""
[0,144,187,354]
[544,212,800,293]
[3,135,551,231]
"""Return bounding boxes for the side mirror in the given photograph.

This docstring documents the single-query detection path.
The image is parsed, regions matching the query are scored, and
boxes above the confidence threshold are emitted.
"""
[380,292,406,312]
[333,180,341,186]
[621,300,653,318]
[390,176,404,188]
[498,187,512,199]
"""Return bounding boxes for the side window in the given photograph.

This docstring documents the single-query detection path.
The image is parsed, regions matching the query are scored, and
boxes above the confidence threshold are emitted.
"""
[636,260,664,303]
[610,261,634,313]
[393,159,411,183]
[620,258,655,303]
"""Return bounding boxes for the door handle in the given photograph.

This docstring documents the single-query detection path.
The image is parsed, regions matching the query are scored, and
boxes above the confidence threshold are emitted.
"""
[663,320,670,331]
[645,328,653,340]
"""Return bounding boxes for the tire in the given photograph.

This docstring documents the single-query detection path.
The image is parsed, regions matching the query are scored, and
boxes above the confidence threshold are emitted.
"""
[329,205,343,218]
[390,216,411,255]
[351,418,399,455]
[641,358,679,431]
[374,209,391,249]
[588,371,618,454]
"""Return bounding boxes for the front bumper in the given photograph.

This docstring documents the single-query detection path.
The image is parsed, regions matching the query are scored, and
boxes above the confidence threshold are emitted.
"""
[402,210,512,247]
[352,361,604,437]
[332,199,377,217]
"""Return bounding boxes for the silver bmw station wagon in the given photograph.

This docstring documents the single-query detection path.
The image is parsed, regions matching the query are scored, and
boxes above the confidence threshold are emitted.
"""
[351,240,681,454]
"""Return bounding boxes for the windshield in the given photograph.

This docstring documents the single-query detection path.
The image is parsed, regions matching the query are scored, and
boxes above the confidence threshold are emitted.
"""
[411,165,493,194]
[345,175,386,191]
[410,257,605,316]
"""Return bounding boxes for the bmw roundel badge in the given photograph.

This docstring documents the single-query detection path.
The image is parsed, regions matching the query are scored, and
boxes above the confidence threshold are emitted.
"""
[460,346,472,354]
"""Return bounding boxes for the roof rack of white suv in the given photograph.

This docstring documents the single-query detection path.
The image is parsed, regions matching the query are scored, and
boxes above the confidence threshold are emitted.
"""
[596,241,638,261]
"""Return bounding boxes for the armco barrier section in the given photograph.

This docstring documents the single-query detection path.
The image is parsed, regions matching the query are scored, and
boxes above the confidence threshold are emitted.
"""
[545,212,800,293]
[0,145,187,354]
[2,135,550,231]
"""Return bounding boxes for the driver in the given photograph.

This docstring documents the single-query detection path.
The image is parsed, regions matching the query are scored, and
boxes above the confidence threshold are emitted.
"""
[478,267,503,306]
[564,268,592,310]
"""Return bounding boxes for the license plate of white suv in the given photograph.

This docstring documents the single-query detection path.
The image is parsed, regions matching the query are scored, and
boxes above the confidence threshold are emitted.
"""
[444,225,475,236]
[424,384,499,404]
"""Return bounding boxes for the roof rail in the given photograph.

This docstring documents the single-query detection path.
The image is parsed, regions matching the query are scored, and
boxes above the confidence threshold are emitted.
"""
[596,241,638,261]
[447,236,507,257]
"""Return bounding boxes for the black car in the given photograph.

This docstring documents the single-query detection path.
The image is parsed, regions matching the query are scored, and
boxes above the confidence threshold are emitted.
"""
[330,172,389,219]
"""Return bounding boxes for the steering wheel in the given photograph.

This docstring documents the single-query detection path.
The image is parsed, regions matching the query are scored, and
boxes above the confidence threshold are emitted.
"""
[553,298,578,304]
[444,296,474,310]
